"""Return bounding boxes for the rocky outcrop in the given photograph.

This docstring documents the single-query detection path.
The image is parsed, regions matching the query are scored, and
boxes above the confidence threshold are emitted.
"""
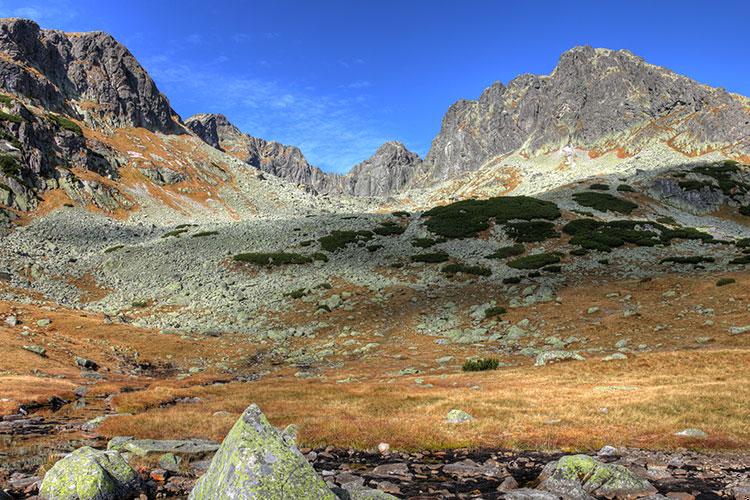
[424,46,750,183]
[537,454,657,499]
[0,18,181,133]
[188,404,336,499]
[186,113,422,196]
[39,446,142,500]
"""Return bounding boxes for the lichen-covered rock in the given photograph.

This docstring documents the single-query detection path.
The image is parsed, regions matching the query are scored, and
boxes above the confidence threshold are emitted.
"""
[535,350,585,366]
[39,446,142,500]
[334,483,400,500]
[538,454,657,499]
[188,403,336,499]
[446,409,473,424]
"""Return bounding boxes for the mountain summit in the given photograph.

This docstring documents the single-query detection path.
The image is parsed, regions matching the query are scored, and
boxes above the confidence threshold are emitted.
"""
[424,46,749,182]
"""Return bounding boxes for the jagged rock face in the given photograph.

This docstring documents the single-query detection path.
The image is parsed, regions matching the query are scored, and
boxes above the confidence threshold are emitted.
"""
[343,141,423,197]
[425,46,750,182]
[0,18,180,133]
[186,113,331,192]
[187,113,422,196]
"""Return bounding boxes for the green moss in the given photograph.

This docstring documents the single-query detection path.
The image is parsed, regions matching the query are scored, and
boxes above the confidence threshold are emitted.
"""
[441,263,492,276]
[48,113,82,135]
[486,243,525,259]
[504,220,559,242]
[508,252,562,269]
[462,358,499,372]
[422,195,560,238]
[716,278,736,287]
[192,231,219,238]
[411,251,449,263]
[589,183,609,190]
[484,306,506,319]
[616,184,635,192]
[233,252,314,266]
[572,191,638,214]
[318,230,373,251]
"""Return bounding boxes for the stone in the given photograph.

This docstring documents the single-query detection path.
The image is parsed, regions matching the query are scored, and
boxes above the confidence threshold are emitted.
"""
[36,319,52,327]
[535,350,584,366]
[504,489,559,499]
[674,428,708,438]
[587,307,600,314]
[158,452,183,473]
[377,442,390,454]
[75,357,99,371]
[603,353,628,362]
[337,483,400,499]
[597,445,621,461]
[446,409,473,423]
[5,315,17,326]
[728,325,750,335]
[39,446,142,500]
[22,345,46,357]
[188,404,335,499]
[538,454,657,499]
[371,462,409,477]
[123,439,219,459]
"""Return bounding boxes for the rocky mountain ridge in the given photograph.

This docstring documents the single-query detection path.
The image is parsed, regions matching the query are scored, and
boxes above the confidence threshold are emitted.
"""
[186,112,424,197]
[422,46,750,184]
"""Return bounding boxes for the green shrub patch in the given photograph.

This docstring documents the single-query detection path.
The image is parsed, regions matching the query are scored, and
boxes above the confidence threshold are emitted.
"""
[319,230,373,251]
[0,154,21,177]
[504,220,559,243]
[730,255,750,265]
[233,252,313,266]
[162,228,189,238]
[563,219,660,252]
[716,278,736,287]
[411,251,450,263]
[572,192,638,214]
[422,196,560,238]
[441,263,492,276]
[486,243,525,259]
[503,276,522,284]
[0,111,22,123]
[373,221,406,236]
[462,358,499,372]
[508,252,562,269]
[392,211,410,217]
[484,306,506,319]
[589,183,610,190]
[739,205,750,216]
[616,184,635,192]
[48,114,82,135]
[689,161,749,196]
[366,244,383,252]
[192,231,219,238]
[412,237,444,248]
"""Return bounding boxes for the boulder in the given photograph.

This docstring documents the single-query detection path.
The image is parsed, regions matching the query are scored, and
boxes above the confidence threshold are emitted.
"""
[446,409,473,423]
[188,403,335,499]
[122,438,219,459]
[39,446,142,500]
[535,350,584,366]
[538,454,657,499]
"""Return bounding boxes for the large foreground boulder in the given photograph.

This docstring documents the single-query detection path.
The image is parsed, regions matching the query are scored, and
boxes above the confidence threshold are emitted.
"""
[189,404,336,499]
[40,446,142,500]
[538,454,657,499]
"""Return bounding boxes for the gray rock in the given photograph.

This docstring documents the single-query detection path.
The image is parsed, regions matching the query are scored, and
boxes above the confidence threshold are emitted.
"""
[39,446,142,500]
[446,409,473,424]
[535,350,584,366]
[122,438,219,459]
[189,403,335,499]
[674,428,708,438]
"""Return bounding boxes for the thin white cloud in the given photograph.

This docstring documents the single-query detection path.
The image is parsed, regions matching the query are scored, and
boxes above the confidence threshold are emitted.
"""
[145,58,389,173]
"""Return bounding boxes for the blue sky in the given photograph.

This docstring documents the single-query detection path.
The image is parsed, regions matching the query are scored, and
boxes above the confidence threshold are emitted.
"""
[1,0,748,172]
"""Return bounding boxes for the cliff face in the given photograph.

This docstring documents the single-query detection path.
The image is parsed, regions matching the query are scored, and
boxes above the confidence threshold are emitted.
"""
[186,113,423,197]
[0,18,180,133]
[424,46,750,182]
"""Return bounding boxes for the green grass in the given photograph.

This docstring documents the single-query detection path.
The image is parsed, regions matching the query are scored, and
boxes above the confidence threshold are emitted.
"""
[48,114,82,135]
[660,256,715,265]
[411,238,444,248]
[462,358,499,372]
[589,183,609,190]
[503,221,559,243]
[192,231,219,238]
[484,306,506,319]
[616,184,635,192]
[572,192,638,214]
[716,278,736,287]
[162,229,189,238]
[0,154,21,178]
[0,111,22,123]
[411,251,450,263]
[233,252,314,266]
[507,252,562,269]
[319,230,373,252]
[486,244,525,259]
[422,196,560,238]
[0,95,13,106]
[441,263,492,276]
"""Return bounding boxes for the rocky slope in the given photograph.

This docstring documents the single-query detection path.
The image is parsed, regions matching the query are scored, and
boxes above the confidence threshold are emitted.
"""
[422,46,750,184]
[186,113,423,197]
